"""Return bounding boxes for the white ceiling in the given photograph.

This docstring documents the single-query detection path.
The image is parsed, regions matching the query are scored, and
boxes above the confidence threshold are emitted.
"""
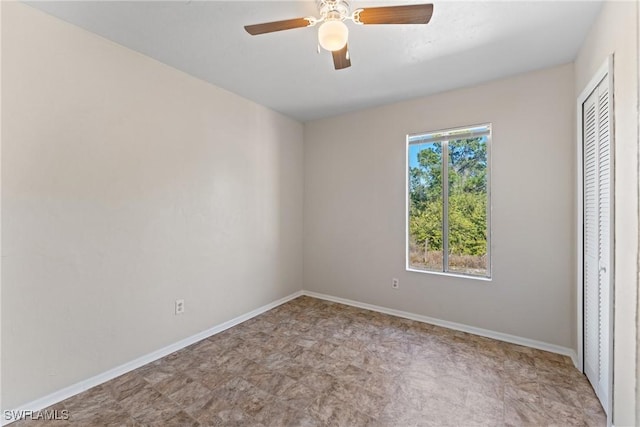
[26,0,602,122]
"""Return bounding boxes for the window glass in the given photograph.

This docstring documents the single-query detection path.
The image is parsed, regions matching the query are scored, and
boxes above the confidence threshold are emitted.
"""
[407,125,490,278]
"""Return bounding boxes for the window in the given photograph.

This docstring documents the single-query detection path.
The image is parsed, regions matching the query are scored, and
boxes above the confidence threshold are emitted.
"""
[406,124,491,278]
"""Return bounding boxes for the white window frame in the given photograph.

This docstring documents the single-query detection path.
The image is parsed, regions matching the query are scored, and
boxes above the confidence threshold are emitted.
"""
[405,123,492,280]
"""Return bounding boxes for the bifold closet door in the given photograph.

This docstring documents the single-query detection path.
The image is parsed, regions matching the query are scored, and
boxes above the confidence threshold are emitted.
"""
[582,75,611,411]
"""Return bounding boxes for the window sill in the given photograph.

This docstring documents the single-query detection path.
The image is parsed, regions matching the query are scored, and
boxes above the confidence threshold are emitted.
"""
[406,267,492,282]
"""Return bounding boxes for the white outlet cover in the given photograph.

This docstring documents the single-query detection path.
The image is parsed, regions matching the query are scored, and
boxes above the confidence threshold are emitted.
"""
[175,299,185,315]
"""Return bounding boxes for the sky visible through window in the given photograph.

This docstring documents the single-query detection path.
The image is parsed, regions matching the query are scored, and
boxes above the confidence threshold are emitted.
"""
[408,144,422,169]
[409,136,487,168]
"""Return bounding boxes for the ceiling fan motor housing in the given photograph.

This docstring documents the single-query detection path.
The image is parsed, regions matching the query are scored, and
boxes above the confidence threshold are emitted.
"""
[318,0,351,21]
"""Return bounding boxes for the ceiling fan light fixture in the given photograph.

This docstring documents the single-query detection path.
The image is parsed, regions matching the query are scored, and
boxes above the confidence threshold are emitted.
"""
[318,20,349,51]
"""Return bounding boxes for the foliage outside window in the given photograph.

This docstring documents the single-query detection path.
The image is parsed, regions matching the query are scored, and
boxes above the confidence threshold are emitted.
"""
[407,124,491,278]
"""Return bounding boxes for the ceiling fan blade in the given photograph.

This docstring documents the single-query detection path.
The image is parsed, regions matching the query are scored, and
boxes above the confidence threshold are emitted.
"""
[357,4,433,25]
[332,44,351,70]
[244,18,310,35]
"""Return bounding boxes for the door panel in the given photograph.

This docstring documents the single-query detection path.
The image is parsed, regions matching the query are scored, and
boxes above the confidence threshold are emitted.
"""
[582,76,611,411]
[596,81,611,407]
[583,90,599,389]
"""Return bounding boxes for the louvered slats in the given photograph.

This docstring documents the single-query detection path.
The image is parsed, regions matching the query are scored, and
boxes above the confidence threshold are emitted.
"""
[583,76,611,411]
[583,91,599,387]
[596,85,610,402]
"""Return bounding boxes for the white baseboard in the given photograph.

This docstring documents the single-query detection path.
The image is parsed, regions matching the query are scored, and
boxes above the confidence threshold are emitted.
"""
[302,290,579,367]
[4,288,580,425]
[2,290,303,426]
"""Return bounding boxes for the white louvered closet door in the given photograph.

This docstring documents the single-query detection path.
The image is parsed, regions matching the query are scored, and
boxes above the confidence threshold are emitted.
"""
[583,75,611,411]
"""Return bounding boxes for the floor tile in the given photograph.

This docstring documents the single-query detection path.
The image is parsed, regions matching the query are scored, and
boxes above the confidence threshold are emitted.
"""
[12,296,605,427]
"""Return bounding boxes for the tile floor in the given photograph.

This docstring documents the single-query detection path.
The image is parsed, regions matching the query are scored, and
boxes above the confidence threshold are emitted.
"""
[14,296,605,426]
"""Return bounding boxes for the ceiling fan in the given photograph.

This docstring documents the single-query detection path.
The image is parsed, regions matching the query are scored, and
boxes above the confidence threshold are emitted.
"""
[244,1,434,70]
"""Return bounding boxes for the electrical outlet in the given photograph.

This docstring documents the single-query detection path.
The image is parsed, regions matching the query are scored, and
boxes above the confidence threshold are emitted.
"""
[175,299,185,315]
[392,278,399,289]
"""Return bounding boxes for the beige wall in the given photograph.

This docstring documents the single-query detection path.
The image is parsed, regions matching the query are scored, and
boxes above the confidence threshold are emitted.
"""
[1,3,303,410]
[574,1,639,425]
[304,64,576,349]
[637,4,640,426]
[0,0,3,415]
